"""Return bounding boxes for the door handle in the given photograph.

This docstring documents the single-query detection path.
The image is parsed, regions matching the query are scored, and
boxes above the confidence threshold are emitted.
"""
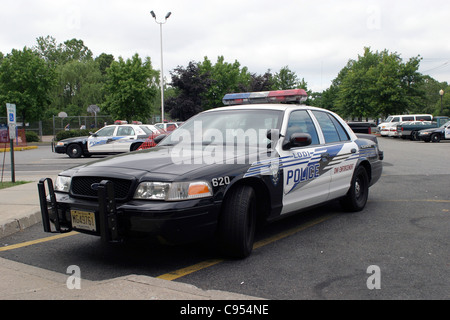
[321,152,330,162]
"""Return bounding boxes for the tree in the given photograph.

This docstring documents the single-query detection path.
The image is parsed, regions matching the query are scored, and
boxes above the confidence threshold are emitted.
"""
[199,56,252,109]
[55,60,104,116]
[245,70,276,92]
[34,36,93,66]
[165,61,213,121]
[273,66,303,90]
[95,53,115,76]
[0,47,55,125]
[334,47,423,120]
[103,54,158,122]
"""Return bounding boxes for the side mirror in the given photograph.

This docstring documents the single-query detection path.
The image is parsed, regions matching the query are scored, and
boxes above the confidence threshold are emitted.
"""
[283,133,312,149]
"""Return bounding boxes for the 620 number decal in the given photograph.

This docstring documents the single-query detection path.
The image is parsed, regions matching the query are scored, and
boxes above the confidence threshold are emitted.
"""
[212,176,231,187]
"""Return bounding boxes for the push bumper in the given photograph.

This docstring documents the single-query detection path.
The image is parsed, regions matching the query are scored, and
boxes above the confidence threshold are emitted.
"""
[37,178,220,244]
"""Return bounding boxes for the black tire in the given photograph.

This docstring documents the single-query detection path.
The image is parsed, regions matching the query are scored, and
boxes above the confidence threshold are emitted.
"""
[218,185,256,259]
[411,131,418,141]
[130,143,142,151]
[67,144,83,158]
[431,133,441,143]
[340,166,369,212]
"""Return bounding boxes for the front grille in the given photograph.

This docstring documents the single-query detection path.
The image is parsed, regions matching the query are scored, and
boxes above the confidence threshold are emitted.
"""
[71,177,133,201]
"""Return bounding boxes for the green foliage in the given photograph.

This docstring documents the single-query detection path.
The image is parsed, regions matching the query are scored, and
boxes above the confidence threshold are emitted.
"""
[165,61,213,120]
[103,54,159,122]
[0,47,56,124]
[3,35,448,125]
[199,56,252,109]
[333,47,424,120]
[25,131,40,142]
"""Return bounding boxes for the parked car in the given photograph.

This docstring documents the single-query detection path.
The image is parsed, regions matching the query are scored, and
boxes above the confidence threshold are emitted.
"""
[378,114,433,137]
[418,120,450,142]
[397,117,449,140]
[39,89,383,258]
[347,122,377,134]
[155,122,182,132]
[53,124,153,158]
[138,125,167,150]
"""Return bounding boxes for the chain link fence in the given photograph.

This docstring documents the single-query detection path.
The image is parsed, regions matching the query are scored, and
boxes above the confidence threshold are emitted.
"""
[0,115,115,141]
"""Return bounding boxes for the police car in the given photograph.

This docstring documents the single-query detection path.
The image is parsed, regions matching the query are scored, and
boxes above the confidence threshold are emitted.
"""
[39,89,383,258]
[54,124,153,158]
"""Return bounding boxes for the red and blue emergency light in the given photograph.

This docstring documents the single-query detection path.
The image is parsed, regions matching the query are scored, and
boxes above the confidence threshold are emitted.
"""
[223,89,308,106]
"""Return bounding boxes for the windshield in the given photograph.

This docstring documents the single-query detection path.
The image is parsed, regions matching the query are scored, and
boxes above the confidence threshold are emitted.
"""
[159,109,283,147]
[441,121,450,128]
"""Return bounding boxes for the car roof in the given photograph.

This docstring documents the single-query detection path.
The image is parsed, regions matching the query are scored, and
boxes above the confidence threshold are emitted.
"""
[203,103,325,113]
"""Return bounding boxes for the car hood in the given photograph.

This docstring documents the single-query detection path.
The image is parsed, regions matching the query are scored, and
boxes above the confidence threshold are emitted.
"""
[64,145,268,180]
[60,136,89,143]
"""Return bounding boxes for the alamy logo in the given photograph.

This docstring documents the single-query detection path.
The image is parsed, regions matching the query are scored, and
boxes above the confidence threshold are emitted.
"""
[66,265,81,290]
[366,265,381,290]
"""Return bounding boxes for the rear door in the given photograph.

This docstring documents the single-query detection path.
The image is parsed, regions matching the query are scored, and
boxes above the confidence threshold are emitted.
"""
[114,126,137,152]
[310,110,358,200]
[87,126,117,153]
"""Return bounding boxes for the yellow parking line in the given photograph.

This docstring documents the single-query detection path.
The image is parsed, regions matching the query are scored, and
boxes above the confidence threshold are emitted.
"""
[157,214,335,281]
[157,259,225,281]
[0,231,78,252]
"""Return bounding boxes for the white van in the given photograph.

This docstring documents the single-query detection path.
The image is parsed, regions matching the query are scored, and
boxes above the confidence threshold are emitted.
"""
[378,114,433,136]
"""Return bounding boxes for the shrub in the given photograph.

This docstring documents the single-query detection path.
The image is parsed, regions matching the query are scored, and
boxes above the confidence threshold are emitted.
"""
[56,129,92,141]
[25,131,40,142]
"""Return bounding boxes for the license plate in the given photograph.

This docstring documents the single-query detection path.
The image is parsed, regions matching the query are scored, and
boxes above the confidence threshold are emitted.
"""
[71,210,96,232]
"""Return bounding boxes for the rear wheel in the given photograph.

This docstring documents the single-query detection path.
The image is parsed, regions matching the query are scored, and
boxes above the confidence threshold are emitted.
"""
[218,185,256,259]
[67,144,82,158]
[340,166,369,212]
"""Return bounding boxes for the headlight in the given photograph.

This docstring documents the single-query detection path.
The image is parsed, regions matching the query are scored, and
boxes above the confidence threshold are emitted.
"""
[56,141,65,146]
[134,181,213,201]
[55,176,71,193]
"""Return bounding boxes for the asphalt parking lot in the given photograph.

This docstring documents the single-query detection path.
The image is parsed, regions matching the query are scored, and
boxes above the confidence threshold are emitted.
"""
[0,137,449,300]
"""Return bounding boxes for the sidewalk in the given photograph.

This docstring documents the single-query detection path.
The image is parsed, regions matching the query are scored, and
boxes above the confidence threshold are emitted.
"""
[0,171,261,300]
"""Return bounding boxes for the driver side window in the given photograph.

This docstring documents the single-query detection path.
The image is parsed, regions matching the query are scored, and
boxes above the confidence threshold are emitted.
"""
[95,126,115,137]
[286,110,319,145]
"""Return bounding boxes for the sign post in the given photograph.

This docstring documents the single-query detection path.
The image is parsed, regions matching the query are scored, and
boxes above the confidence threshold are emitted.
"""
[6,103,16,182]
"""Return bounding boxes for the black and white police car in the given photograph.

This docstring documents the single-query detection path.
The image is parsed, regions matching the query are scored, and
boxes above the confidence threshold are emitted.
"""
[54,124,153,158]
[38,89,383,258]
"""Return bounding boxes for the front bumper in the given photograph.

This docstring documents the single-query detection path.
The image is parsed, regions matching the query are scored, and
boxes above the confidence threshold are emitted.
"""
[38,178,220,244]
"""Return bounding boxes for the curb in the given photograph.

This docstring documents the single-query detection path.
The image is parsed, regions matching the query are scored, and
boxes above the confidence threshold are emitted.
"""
[0,146,38,152]
[0,210,42,240]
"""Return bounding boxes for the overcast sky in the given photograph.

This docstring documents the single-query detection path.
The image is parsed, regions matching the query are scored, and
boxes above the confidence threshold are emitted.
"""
[1,0,450,92]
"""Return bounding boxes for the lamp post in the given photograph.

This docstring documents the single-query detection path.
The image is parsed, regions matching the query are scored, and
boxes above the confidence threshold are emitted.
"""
[150,10,171,123]
[439,89,444,116]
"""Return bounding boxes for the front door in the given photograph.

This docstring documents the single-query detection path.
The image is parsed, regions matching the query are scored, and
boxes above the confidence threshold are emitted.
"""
[278,110,331,214]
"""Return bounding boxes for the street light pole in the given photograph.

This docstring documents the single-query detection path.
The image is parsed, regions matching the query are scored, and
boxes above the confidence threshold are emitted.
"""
[439,89,444,116]
[150,11,171,123]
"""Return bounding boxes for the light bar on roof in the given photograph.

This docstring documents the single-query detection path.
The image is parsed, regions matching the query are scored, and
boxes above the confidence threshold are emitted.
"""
[223,89,307,106]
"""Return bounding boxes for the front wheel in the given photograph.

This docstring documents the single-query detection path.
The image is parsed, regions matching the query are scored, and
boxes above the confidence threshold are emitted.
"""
[431,133,441,143]
[218,185,256,259]
[67,144,83,158]
[340,166,369,212]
